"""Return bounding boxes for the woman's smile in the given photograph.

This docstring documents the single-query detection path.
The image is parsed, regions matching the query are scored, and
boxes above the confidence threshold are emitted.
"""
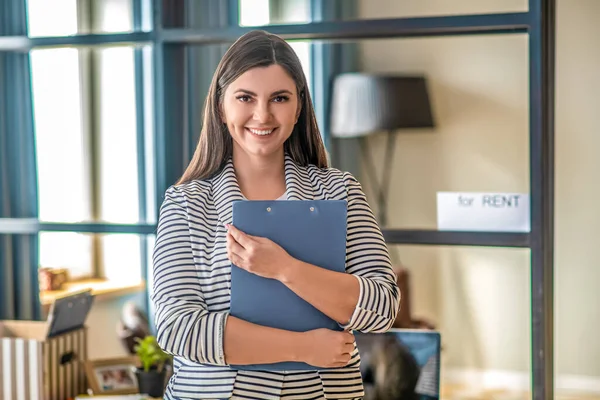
[246,127,278,137]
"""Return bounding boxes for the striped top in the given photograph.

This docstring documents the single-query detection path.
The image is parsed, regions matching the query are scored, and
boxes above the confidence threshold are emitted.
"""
[152,154,401,399]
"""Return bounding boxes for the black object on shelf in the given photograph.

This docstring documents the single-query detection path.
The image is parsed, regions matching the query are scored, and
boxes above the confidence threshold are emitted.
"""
[47,290,94,338]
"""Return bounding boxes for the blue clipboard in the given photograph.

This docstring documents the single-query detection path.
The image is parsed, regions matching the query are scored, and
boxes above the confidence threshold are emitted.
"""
[230,200,348,371]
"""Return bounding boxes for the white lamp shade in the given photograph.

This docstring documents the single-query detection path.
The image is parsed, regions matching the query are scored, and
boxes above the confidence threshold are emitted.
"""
[329,73,434,138]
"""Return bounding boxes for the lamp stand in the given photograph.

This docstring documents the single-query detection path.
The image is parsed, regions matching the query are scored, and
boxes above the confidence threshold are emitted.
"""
[360,129,396,227]
[359,130,401,264]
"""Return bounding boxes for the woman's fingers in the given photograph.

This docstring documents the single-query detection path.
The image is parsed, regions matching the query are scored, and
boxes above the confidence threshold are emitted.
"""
[227,231,247,267]
[227,232,246,257]
[228,252,244,268]
[343,343,355,354]
[332,355,351,367]
[226,224,254,249]
[343,332,355,344]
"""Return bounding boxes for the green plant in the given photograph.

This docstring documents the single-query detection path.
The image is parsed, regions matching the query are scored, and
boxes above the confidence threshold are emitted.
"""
[134,335,171,372]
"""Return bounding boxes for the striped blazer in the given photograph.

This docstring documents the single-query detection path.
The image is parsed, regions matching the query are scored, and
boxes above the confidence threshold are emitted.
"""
[152,154,401,399]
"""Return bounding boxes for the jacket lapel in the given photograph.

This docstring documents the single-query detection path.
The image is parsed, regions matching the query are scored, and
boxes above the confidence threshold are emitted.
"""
[283,154,315,201]
[211,154,315,225]
[211,160,244,226]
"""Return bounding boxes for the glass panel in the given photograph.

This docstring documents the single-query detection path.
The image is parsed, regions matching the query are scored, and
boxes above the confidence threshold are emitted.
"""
[27,0,78,37]
[91,0,134,33]
[38,232,144,283]
[269,0,310,24]
[96,46,140,223]
[145,234,156,322]
[142,46,157,224]
[386,244,531,397]
[39,232,93,279]
[239,0,270,26]
[31,48,91,223]
[239,0,310,26]
[553,1,600,384]
[357,0,527,20]
[100,234,142,284]
[288,41,311,87]
[324,35,528,230]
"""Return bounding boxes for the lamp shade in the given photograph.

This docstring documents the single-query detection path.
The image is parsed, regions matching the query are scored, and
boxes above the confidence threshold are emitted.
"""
[330,74,435,138]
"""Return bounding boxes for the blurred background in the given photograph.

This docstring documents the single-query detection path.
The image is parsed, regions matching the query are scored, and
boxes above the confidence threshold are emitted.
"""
[1,0,599,399]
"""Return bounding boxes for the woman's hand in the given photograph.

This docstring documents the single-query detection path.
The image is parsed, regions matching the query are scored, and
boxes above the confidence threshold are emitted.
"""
[226,224,294,281]
[297,329,355,368]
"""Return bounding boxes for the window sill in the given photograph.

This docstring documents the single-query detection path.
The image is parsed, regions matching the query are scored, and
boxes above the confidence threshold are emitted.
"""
[40,278,146,306]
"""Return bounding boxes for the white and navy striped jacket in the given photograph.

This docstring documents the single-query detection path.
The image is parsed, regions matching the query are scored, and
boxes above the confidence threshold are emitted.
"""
[152,154,401,399]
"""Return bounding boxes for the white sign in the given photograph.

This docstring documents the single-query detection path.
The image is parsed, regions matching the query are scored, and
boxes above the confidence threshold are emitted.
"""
[437,192,530,232]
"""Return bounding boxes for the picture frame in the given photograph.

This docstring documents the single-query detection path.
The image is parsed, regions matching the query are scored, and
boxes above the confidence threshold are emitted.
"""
[84,356,140,395]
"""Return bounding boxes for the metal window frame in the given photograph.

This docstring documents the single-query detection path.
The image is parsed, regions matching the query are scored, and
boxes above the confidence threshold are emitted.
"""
[0,0,555,398]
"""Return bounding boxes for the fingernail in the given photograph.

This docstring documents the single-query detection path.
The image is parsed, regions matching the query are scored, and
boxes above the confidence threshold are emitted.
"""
[224,223,230,229]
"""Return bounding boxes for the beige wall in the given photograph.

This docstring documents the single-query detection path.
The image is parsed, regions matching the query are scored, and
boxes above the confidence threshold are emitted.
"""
[85,292,146,360]
[357,0,600,379]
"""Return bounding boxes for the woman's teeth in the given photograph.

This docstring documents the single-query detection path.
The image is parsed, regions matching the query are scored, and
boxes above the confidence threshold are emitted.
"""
[248,128,274,136]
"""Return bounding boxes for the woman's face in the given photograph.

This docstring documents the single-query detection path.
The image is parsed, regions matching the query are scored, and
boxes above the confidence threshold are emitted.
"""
[221,64,300,160]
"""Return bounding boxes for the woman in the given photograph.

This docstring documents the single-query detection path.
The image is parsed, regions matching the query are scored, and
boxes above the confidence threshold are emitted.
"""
[152,30,401,400]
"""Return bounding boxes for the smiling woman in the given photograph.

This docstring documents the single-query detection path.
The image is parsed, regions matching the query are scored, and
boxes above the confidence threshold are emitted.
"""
[152,29,400,400]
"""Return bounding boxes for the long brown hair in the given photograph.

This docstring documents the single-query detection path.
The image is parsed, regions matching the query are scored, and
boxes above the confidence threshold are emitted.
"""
[177,30,329,185]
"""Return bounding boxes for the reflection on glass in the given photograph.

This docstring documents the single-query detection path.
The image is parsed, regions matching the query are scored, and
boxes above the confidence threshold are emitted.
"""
[100,234,142,284]
[97,47,140,223]
[39,232,93,279]
[31,48,90,223]
[27,0,78,37]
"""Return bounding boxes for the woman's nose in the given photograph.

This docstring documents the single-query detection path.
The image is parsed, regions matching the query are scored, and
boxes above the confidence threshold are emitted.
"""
[253,102,272,123]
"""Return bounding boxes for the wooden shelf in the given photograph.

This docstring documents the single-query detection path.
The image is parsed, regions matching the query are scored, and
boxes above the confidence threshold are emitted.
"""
[40,278,146,306]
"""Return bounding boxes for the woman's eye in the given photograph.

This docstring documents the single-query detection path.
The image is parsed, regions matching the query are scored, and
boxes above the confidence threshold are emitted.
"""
[236,95,251,102]
[272,96,289,103]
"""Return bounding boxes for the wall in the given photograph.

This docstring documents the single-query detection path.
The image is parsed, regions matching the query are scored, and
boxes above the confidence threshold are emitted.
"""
[357,0,600,386]
[85,292,146,360]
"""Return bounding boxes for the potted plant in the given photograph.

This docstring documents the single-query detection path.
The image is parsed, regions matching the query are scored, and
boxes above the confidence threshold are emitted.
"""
[133,335,172,397]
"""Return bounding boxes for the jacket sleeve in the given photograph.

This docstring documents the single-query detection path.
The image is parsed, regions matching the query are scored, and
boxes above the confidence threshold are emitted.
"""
[151,186,229,366]
[339,172,401,333]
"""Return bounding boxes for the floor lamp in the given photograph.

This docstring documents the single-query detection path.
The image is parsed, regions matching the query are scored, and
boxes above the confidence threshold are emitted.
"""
[329,73,435,228]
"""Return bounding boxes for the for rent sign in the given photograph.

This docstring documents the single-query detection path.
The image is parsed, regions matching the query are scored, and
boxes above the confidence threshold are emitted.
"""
[437,192,530,232]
